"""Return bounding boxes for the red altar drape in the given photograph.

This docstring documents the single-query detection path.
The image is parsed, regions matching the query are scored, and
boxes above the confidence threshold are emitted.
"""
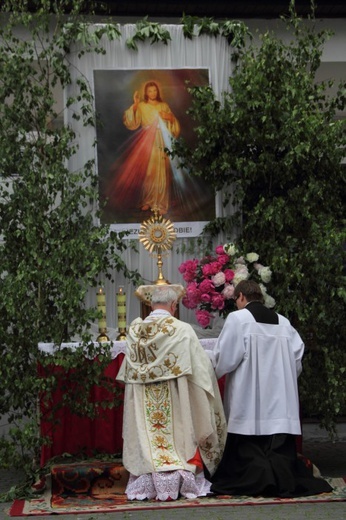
[39,350,301,466]
[39,354,125,467]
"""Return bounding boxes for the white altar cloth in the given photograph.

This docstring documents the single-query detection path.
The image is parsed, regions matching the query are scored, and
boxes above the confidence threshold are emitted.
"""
[38,338,217,359]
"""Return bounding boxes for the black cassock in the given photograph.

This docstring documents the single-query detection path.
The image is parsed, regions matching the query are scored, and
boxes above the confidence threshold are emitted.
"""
[210,302,333,498]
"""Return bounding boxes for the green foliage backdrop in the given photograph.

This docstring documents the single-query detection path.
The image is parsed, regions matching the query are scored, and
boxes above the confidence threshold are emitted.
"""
[0,0,141,484]
[0,0,345,498]
[0,0,249,494]
[172,7,346,431]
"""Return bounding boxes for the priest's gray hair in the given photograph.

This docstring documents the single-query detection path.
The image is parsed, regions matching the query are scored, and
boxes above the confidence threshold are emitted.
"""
[151,286,178,305]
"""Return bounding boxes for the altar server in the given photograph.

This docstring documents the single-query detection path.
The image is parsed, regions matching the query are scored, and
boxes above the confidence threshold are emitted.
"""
[209,279,332,497]
[117,285,226,501]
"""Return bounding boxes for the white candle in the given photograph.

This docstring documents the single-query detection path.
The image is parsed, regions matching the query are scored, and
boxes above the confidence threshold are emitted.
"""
[96,287,107,331]
[117,287,126,330]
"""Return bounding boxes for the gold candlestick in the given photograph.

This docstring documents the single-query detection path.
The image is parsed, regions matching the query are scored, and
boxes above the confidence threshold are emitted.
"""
[96,287,109,342]
[116,287,127,340]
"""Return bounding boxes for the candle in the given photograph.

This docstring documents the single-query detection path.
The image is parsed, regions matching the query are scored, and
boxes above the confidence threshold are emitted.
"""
[96,287,107,331]
[117,287,127,330]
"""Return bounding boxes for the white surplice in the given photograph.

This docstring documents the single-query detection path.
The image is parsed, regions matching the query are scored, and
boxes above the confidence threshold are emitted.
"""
[209,308,304,436]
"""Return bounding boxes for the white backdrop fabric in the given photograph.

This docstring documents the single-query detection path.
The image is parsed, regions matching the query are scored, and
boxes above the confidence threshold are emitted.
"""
[66,24,234,329]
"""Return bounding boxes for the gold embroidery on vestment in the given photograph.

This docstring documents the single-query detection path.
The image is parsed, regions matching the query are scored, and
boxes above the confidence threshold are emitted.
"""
[145,382,182,470]
[198,411,224,466]
[125,318,184,383]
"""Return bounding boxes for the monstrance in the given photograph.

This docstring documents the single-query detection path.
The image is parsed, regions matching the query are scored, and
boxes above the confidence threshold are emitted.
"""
[138,208,176,285]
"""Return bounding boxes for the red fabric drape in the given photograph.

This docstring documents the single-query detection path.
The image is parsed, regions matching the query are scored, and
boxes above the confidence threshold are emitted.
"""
[39,356,302,467]
[39,354,125,467]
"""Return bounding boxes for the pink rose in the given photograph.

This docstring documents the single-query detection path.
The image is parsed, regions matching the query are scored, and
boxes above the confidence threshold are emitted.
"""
[211,293,225,310]
[199,278,214,293]
[202,261,221,277]
[183,282,201,309]
[196,309,214,328]
[201,263,212,277]
[224,269,235,282]
[178,259,199,282]
[217,254,230,266]
[186,281,199,294]
[182,295,198,309]
[215,245,225,255]
[200,292,212,303]
[178,260,188,273]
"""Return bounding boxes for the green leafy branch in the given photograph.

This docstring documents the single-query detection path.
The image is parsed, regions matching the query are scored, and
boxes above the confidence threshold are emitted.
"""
[125,15,251,53]
[182,14,251,48]
[126,17,172,50]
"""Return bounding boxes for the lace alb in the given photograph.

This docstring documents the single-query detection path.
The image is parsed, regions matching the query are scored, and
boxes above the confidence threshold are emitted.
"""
[126,470,211,501]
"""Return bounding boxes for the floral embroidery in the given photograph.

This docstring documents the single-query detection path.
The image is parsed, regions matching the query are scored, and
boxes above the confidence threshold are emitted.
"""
[199,411,225,467]
[150,410,166,430]
[145,382,182,470]
[171,366,182,376]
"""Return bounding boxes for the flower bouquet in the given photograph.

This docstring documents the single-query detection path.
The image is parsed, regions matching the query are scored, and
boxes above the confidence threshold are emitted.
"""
[178,243,275,328]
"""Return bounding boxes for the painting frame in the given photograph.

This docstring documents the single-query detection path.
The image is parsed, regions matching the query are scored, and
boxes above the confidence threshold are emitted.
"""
[93,68,216,238]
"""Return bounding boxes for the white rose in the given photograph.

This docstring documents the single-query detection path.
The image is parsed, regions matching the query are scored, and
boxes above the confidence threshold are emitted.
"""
[259,284,275,308]
[259,283,267,294]
[235,264,249,276]
[233,274,248,286]
[235,255,246,265]
[212,272,226,287]
[246,252,259,263]
[259,266,272,283]
[223,242,237,256]
[233,265,249,285]
[264,293,276,308]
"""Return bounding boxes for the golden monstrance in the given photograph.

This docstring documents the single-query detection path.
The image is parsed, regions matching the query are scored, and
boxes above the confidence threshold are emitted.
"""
[138,208,176,285]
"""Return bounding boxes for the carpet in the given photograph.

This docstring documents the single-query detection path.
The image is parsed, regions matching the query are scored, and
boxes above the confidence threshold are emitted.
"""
[8,477,346,516]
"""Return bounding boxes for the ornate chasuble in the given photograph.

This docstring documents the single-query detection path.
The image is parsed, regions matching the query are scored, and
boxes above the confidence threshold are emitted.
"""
[117,314,227,476]
[117,315,214,395]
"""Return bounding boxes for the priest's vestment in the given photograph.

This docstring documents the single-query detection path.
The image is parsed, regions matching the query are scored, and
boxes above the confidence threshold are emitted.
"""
[117,311,226,486]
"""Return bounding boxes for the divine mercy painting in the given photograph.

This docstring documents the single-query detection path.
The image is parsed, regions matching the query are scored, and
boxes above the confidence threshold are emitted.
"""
[94,68,216,230]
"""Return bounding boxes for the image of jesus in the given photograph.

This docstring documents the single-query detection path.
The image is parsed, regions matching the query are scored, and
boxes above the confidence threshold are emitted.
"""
[122,81,180,215]
[95,69,216,225]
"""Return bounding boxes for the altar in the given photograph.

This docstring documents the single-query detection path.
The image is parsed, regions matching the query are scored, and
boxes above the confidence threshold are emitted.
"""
[38,338,218,466]
[38,334,303,466]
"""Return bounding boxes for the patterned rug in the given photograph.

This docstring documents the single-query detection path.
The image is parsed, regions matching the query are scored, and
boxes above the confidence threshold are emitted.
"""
[8,475,346,516]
